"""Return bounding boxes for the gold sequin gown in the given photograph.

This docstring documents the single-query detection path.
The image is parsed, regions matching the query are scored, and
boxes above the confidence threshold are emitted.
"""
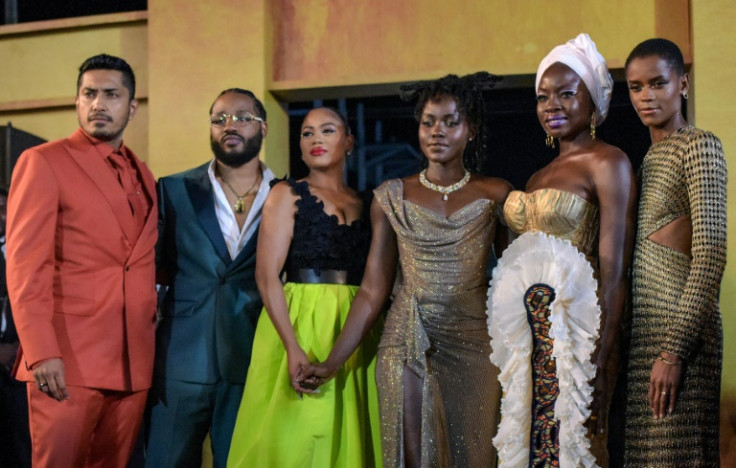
[624,126,727,467]
[503,188,609,467]
[374,178,501,468]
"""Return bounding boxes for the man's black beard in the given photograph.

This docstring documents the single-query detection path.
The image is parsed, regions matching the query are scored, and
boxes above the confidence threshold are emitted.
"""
[210,130,263,168]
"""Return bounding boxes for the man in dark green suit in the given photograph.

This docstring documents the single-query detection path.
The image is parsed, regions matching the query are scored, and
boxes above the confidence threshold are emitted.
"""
[145,89,275,468]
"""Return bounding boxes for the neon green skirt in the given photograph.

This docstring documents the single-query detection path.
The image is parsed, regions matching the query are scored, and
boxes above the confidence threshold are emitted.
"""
[228,282,382,468]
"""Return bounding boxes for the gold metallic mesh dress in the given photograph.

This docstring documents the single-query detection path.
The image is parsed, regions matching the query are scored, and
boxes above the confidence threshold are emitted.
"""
[624,126,727,467]
[374,179,502,468]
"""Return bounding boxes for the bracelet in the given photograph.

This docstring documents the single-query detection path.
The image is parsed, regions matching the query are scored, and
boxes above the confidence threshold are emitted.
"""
[657,355,682,366]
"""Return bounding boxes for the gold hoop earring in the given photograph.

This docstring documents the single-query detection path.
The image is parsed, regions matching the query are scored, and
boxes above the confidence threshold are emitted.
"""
[545,133,555,148]
[590,113,596,141]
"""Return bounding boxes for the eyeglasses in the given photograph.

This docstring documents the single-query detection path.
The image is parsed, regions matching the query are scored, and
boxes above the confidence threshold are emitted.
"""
[208,112,264,126]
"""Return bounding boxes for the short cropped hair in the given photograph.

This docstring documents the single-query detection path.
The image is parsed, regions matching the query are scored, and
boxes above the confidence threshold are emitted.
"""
[77,54,136,100]
[625,38,685,76]
[209,88,267,122]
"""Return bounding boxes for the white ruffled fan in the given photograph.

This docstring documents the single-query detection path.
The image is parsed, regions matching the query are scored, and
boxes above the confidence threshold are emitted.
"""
[486,231,601,468]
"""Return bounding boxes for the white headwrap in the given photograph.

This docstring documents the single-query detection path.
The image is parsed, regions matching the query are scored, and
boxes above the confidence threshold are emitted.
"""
[535,33,614,125]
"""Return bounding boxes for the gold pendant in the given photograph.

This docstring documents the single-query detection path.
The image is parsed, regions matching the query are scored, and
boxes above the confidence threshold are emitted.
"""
[234,198,245,213]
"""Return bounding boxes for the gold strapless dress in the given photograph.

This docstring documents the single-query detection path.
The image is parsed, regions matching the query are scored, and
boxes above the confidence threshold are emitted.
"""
[374,178,502,468]
[488,188,606,468]
[503,188,599,260]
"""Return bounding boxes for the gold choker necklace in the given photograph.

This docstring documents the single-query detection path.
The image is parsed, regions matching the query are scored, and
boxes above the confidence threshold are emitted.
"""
[419,169,470,201]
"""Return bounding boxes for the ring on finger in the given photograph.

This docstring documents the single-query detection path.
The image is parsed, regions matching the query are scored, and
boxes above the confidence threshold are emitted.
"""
[661,391,668,396]
[39,382,49,389]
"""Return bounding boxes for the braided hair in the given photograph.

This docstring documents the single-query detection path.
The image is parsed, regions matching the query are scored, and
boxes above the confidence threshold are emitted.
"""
[400,72,501,173]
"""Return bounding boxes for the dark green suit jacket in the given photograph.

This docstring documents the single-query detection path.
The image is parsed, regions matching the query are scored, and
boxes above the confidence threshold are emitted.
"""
[154,162,264,384]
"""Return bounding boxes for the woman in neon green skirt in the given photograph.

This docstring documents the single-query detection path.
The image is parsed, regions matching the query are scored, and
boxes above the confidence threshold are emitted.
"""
[227,107,382,468]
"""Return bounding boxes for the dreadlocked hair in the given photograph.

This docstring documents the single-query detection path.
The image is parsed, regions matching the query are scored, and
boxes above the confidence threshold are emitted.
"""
[400,72,502,173]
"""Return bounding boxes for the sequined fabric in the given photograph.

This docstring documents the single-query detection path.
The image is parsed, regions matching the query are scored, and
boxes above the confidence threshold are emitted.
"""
[503,188,606,466]
[374,178,501,468]
[625,126,726,467]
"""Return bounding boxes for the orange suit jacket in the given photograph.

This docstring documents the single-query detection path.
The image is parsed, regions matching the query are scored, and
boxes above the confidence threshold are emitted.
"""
[6,128,158,392]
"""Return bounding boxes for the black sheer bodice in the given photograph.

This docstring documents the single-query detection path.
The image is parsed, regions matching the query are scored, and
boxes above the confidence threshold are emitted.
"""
[278,178,371,285]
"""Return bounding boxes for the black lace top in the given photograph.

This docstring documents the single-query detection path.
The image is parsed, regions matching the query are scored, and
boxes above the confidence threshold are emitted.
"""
[278,178,372,286]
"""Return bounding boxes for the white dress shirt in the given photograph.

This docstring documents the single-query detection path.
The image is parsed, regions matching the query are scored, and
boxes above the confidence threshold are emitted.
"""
[207,160,275,260]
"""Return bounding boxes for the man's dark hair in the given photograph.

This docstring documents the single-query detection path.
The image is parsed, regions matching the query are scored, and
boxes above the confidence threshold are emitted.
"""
[209,88,267,121]
[77,54,136,100]
[625,38,685,76]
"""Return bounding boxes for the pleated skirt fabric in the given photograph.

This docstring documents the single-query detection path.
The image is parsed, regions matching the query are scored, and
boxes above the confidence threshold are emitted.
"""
[228,282,383,468]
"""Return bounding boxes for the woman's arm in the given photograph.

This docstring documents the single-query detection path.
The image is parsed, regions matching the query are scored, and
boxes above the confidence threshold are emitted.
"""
[650,131,727,418]
[594,150,637,372]
[590,148,637,425]
[306,198,398,383]
[490,179,514,258]
[665,132,727,357]
[254,182,306,393]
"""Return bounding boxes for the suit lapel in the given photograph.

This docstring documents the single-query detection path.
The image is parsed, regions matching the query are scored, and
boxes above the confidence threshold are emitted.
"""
[65,129,138,243]
[229,225,258,269]
[128,150,156,220]
[185,169,231,265]
[127,149,158,262]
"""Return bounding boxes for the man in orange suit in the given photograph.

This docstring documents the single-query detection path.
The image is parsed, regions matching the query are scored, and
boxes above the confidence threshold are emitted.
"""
[6,54,157,468]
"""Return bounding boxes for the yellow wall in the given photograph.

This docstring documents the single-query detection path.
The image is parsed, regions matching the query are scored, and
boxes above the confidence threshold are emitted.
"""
[270,0,687,89]
[146,0,289,176]
[0,14,149,158]
[1,1,690,175]
[145,0,690,178]
[691,0,736,462]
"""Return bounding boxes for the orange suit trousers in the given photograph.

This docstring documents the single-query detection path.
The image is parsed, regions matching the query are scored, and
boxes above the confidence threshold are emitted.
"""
[27,383,147,468]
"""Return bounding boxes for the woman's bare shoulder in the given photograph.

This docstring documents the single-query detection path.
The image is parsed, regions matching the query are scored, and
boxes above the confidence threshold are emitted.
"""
[472,174,514,203]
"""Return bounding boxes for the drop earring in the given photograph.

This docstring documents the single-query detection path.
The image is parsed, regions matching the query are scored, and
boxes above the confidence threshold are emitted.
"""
[682,91,689,100]
[590,113,596,141]
[545,133,555,148]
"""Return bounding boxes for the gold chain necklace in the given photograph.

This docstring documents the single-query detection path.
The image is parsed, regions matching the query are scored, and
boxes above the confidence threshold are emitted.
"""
[418,169,471,201]
[222,171,261,213]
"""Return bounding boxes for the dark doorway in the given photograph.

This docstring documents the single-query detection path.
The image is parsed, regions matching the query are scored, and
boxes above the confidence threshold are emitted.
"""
[286,76,652,192]
[0,123,46,188]
[1,0,146,24]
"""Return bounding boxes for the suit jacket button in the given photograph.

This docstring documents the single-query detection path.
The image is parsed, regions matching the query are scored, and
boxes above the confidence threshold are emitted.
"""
[219,277,226,285]
[125,266,130,271]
